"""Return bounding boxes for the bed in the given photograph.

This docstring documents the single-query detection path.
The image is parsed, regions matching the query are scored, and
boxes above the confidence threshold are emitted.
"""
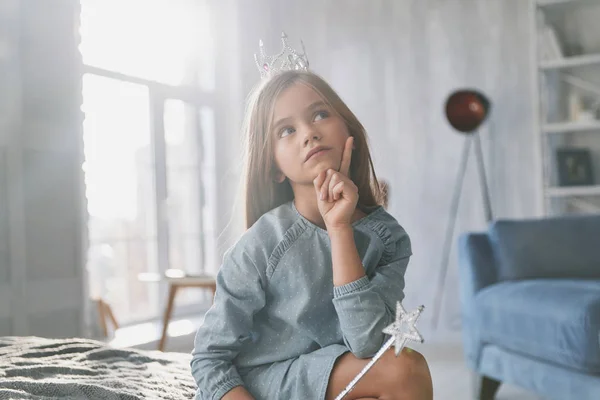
[0,336,197,399]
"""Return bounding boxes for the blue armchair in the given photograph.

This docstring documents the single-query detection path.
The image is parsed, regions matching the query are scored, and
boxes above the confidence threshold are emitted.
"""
[458,214,600,400]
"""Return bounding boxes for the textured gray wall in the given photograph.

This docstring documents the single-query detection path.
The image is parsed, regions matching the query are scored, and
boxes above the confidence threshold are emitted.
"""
[0,0,86,337]
[221,0,539,337]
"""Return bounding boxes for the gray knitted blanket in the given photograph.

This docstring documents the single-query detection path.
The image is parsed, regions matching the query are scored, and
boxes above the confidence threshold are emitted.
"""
[0,336,196,399]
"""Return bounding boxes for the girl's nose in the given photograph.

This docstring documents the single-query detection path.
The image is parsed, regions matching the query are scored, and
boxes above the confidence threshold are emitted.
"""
[303,128,321,146]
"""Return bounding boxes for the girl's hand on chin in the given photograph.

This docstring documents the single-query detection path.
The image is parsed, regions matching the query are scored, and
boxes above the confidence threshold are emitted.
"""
[313,137,358,232]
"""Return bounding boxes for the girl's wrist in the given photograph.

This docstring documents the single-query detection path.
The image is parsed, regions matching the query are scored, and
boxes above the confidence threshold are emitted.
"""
[326,223,353,237]
[328,223,365,286]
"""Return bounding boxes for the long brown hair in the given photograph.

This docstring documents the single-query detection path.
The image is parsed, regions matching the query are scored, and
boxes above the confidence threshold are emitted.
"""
[242,70,383,229]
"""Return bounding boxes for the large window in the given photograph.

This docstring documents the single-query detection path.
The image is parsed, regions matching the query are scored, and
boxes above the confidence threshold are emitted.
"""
[80,0,216,325]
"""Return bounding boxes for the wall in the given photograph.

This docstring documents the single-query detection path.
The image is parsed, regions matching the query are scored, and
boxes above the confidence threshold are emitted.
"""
[0,0,86,337]
[221,0,539,338]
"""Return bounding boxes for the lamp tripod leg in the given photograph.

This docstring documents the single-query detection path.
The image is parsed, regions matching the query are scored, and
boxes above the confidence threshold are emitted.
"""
[473,131,493,222]
[431,136,472,330]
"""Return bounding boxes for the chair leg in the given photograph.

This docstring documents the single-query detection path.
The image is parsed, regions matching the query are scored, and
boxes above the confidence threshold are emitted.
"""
[103,301,119,331]
[477,375,501,400]
[95,299,108,337]
[158,284,178,352]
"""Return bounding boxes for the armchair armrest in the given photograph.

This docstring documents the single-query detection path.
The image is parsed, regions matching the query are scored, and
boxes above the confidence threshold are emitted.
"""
[458,233,498,298]
[457,232,498,369]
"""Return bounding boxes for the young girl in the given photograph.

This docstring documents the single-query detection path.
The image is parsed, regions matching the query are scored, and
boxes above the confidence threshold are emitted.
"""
[191,42,432,400]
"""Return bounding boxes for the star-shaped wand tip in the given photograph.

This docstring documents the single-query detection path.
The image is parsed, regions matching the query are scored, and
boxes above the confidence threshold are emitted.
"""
[382,302,425,355]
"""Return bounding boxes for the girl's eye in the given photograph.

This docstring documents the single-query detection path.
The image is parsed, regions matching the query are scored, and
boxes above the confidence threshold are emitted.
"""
[280,127,295,138]
[314,110,329,121]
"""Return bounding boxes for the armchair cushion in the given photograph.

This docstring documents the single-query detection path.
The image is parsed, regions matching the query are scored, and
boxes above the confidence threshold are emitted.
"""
[476,279,600,374]
[489,215,600,281]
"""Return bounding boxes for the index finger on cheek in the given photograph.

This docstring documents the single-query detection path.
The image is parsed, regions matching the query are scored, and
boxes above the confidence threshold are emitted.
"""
[340,137,353,176]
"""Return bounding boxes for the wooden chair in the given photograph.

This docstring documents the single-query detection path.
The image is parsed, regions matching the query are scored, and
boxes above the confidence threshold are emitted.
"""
[92,297,119,337]
[158,274,216,351]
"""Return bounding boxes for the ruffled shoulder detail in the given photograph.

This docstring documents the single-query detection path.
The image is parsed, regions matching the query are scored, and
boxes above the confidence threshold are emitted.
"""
[224,202,303,282]
[362,218,395,264]
[266,218,310,279]
[361,209,412,265]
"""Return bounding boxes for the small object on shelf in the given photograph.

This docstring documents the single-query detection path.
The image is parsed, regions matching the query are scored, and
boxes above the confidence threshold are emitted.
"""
[556,148,595,187]
[544,26,563,60]
[577,109,596,122]
[568,91,583,121]
[536,9,563,61]
[562,74,600,98]
[564,42,584,58]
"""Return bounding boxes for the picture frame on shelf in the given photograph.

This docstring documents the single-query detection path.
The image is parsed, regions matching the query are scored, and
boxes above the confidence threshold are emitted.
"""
[556,148,595,187]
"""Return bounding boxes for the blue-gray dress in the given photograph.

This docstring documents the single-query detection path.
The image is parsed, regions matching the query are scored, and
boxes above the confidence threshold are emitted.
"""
[191,201,411,400]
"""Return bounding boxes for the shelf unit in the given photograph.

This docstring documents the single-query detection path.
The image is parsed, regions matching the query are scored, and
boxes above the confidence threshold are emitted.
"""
[534,0,600,215]
[542,121,600,134]
[546,185,600,197]
[539,53,600,70]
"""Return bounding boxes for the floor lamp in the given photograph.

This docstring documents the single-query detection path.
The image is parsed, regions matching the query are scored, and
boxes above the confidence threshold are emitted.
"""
[431,90,493,330]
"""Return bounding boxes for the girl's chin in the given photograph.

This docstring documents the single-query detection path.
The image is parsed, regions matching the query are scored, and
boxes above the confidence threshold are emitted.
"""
[310,161,338,175]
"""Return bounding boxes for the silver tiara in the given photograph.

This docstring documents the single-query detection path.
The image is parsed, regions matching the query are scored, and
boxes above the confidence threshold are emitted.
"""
[254,32,310,79]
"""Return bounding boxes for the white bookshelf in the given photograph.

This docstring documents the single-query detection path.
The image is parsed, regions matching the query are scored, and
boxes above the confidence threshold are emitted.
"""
[542,121,600,134]
[533,0,600,215]
[546,185,600,197]
[539,53,600,70]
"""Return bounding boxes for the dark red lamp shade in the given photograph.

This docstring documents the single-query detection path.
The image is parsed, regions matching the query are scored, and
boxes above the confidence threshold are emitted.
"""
[445,90,491,134]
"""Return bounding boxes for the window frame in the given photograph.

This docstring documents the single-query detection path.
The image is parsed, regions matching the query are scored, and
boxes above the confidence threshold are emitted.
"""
[82,64,216,325]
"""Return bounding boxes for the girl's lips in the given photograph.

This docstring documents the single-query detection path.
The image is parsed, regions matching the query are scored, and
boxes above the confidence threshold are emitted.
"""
[307,149,330,160]
[305,147,331,162]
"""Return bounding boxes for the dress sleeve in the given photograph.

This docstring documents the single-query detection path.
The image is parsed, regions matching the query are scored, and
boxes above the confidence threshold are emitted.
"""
[331,221,411,358]
[190,247,266,400]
